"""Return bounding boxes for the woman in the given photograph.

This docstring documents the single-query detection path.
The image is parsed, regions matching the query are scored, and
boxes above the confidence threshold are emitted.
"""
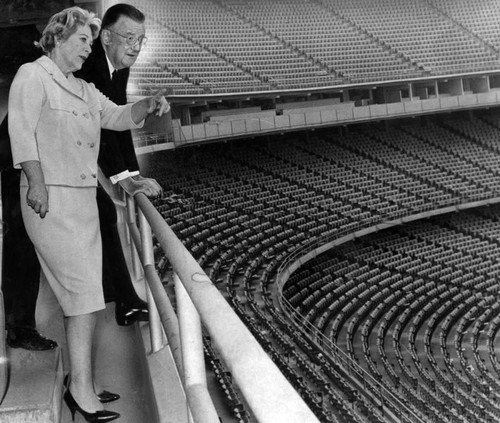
[8,7,168,422]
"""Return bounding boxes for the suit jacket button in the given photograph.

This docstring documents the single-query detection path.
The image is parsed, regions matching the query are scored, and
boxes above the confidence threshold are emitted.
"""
[73,110,78,116]
[80,174,86,180]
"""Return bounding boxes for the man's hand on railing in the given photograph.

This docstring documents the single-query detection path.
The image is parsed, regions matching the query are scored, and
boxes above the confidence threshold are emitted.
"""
[118,175,163,197]
[133,175,163,197]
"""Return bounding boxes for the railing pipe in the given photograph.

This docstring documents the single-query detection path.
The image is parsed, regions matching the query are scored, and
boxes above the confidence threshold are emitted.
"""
[138,208,155,266]
[135,193,319,423]
[126,194,143,279]
[175,274,219,423]
[138,208,165,353]
[145,282,164,353]
[122,197,184,374]
[143,266,183,369]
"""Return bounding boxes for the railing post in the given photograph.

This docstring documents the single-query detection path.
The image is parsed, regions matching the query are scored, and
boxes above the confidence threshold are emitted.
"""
[145,283,164,354]
[175,274,219,423]
[126,195,143,281]
[138,208,165,353]
[121,192,185,372]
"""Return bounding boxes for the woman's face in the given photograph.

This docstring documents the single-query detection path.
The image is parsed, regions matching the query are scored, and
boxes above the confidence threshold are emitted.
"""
[56,23,93,74]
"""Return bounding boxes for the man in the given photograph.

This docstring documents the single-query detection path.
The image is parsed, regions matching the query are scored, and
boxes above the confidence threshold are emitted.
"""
[1,24,57,350]
[1,116,58,350]
[1,4,162,350]
[75,3,166,325]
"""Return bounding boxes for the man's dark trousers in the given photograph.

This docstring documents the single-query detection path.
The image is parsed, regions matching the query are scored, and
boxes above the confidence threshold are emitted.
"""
[2,169,39,330]
[97,184,142,305]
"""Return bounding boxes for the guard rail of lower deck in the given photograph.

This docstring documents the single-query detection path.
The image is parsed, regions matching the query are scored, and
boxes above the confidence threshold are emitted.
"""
[275,197,500,423]
[129,192,320,423]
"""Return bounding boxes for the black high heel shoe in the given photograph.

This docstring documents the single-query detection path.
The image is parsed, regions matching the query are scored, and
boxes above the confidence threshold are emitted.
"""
[115,301,149,326]
[64,375,120,403]
[64,389,120,422]
[97,390,121,404]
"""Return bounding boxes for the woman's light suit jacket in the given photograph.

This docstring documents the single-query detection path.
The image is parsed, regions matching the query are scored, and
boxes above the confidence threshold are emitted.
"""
[8,55,142,188]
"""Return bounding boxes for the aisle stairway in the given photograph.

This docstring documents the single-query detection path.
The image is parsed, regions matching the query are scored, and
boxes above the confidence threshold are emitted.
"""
[0,347,62,422]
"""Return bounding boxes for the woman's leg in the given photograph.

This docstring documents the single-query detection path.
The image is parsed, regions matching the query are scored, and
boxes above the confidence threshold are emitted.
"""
[66,312,103,412]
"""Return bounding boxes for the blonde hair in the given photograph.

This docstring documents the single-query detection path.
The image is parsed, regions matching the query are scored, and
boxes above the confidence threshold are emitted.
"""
[36,7,101,53]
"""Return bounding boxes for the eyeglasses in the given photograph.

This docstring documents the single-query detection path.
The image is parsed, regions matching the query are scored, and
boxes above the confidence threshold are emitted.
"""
[107,28,147,47]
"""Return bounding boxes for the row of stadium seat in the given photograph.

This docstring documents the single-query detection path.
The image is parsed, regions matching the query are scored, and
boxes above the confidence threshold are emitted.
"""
[126,0,500,94]
[148,112,500,421]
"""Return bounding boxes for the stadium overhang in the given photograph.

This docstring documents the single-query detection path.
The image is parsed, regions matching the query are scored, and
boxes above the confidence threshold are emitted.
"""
[166,70,500,105]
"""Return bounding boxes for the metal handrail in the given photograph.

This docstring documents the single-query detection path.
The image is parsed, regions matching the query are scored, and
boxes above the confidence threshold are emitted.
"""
[126,195,215,422]
[133,193,320,423]
[137,207,166,353]
[138,198,219,421]
[174,273,219,422]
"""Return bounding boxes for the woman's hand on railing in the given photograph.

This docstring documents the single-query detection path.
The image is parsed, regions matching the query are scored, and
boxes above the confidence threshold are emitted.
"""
[118,176,163,197]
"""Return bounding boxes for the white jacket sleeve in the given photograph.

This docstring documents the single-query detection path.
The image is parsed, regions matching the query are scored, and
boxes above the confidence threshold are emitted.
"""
[8,64,44,168]
[91,84,145,131]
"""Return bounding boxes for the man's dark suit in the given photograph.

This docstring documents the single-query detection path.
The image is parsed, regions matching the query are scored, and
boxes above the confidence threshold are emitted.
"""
[75,40,145,311]
[1,25,49,340]
[0,117,40,331]
[75,40,140,179]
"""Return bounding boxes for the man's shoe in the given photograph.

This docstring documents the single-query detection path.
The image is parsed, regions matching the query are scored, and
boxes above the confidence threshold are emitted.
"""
[7,327,58,351]
[64,375,120,403]
[115,301,149,326]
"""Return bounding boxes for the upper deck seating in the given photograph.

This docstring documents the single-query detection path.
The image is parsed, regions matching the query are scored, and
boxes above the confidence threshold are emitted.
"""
[125,0,500,94]
[320,0,500,75]
[133,0,343,91]
[223,0,424,83]
[429,0,500,51]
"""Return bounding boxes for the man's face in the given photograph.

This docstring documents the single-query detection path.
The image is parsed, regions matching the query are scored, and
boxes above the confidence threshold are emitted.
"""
[104,16,146,69]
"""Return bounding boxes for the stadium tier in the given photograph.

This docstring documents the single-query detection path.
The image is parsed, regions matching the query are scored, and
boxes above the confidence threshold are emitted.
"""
[146,111,500,422]
[284,209,500,422]
[5,1,500,422]
[127,0,500,95]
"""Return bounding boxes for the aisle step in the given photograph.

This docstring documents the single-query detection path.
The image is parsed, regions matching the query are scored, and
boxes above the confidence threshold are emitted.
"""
[0,347,63,423]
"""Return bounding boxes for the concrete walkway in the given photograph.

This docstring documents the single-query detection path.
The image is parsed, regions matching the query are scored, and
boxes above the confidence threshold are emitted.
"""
[36,277,153,423]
